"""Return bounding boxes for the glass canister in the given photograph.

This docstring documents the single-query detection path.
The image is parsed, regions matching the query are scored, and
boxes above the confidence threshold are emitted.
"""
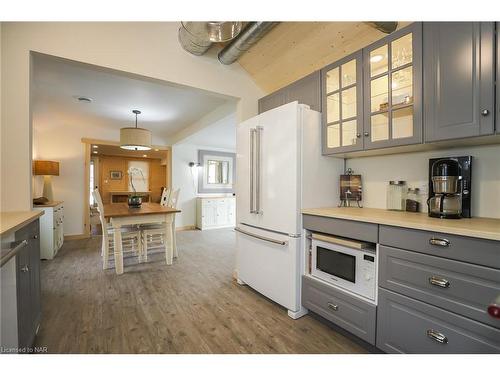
[405,187,421,212]
[386,181,407,211]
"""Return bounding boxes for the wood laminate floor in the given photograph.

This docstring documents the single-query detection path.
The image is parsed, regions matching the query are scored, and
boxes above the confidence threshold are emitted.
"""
[35,229,367,354]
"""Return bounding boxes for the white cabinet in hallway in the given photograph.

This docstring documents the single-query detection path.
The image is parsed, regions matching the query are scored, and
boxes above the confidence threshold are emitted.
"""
[196,197,235,230]
[33,201,64,259]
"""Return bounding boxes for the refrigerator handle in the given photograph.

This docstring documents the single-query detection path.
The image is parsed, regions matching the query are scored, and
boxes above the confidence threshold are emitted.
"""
[250,128,256,214]
[256,126,263,214]
[235,227,287,246]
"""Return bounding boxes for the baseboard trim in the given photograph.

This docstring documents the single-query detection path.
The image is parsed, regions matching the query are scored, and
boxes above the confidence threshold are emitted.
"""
[64,234,91,240]
[175,225,197,232]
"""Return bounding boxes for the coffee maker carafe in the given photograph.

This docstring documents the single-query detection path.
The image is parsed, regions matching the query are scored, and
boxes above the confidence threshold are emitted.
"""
[428,156,472,219]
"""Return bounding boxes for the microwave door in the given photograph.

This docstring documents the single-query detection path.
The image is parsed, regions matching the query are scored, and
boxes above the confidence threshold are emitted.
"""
[316,246,356,283]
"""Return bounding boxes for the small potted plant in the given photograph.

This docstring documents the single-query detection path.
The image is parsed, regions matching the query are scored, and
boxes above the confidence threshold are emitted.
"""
[127,166,146,208]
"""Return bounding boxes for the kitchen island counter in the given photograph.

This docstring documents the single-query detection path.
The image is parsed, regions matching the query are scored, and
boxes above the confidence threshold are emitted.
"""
[302,207,500,241]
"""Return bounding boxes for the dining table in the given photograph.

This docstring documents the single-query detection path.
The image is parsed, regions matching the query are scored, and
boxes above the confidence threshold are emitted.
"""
[102,202,180,275]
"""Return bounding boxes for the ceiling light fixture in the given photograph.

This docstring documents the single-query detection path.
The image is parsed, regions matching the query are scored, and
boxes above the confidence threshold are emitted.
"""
[93,151,98,154]
[120,110,152,151]
[370,54,384,63]
[143,154,148,158]
[92,145,98,149]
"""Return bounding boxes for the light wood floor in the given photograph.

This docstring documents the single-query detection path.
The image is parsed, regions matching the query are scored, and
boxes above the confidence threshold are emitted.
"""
[35,229,367,354]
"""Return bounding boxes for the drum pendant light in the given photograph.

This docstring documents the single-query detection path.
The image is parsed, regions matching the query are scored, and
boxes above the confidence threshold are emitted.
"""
[120,110,152,151]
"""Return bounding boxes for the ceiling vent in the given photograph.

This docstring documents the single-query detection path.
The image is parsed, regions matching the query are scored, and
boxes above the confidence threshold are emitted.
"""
[178,22,243,56]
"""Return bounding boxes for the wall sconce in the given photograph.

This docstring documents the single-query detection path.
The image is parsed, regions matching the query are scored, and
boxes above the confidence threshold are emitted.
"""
[188,162,201,168]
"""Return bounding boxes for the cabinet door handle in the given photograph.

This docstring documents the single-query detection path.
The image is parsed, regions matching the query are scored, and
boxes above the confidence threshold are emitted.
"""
[327,302,338,311]
[356,133,361,138]
[363,132,370,137]
[426,329,448,344]
[429,276,450,288]
[481,109,490,116]
[429,238,450,247]
[20,265,30,273]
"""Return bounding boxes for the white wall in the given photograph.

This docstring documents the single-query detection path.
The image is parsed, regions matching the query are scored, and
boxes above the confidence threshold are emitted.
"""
[346,144,500,218]
[1,22,264,212]
[172,143,235,228]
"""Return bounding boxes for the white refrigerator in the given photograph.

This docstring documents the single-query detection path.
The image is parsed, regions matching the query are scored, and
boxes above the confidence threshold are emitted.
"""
[235,101,344,319]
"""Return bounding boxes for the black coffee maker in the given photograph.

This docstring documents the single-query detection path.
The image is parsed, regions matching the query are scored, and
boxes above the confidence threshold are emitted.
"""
[428,156,472,219]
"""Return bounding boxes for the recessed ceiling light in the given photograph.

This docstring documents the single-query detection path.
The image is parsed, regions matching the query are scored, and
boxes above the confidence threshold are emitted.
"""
[92,145,98,149]
[77,97,93,103]
[154,149,159,152]
[370,54,384,63]
[93,151,98,154]
[143,154,148,158]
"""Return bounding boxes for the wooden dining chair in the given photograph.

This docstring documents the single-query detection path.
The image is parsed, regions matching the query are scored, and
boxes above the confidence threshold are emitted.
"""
[160,187,171,206]
[141,188,180,261]
[92,189,143,269]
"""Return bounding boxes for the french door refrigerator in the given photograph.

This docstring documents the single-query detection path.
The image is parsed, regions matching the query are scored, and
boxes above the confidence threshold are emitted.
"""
[235,101,343,319]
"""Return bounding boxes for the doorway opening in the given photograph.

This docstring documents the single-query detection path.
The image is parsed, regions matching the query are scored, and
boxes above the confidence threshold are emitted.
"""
[83,140,171,236]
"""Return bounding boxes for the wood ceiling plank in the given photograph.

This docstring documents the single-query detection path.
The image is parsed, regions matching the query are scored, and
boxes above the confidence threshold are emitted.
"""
[238,22,412,93]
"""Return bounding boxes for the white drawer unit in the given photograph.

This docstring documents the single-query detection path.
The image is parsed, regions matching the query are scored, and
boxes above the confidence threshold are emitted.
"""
[33,201,64,259]
[196,197,235,230]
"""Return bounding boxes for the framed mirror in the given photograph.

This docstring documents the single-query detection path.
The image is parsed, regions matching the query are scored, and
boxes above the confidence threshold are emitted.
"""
[198,150,235,193]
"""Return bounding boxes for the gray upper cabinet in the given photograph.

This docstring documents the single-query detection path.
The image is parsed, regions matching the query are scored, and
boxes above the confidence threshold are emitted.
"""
[362,22,423,150]
[287,71,321,112]
[321,51,364,154]
[258,71,321,114]
[258,90,287,114]
[497,22,500,135]
[424,22,495,142]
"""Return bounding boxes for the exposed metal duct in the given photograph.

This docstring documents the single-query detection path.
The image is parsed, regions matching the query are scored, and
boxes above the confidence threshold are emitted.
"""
[366,22,399,34]
[178,22,243,56]
[218,22,280,65]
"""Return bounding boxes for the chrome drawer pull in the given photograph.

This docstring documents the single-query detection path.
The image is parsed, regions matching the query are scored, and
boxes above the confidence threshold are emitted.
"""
[327,303,338,311]
[20,265,29,273]
[428,276,451,288]
[429,238,450,247]
[426,329,448,344]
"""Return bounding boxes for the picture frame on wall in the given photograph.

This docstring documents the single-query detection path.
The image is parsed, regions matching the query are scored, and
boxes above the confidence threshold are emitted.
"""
[110,170,122,180]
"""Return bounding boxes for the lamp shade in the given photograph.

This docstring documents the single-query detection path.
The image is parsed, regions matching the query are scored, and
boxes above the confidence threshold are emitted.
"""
[33,160,59,176]
[120,127,152,151]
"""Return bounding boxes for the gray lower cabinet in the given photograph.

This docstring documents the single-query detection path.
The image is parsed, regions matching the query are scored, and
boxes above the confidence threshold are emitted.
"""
[378,225,500,269]
[302,275,376,345]
[258,71,321,114]
[377,288,500,353]
[379,245,500,329]
[14,219,41,350]
[424,22,495,142]
[303,214,378,243]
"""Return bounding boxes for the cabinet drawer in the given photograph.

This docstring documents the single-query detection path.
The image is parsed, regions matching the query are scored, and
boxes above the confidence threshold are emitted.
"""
[379,245,500,328]
[15,219,40,242]
[302,275,376,344]
[303,215,378,243]
[379,225,500,268]
[377,288,500,353]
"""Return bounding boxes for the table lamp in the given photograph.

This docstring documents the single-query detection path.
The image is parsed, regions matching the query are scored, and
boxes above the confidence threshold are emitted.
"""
[33,160,59,202]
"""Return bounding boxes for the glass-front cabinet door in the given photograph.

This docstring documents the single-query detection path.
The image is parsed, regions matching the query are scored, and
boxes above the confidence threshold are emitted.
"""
[321,51,364,154]
[362,23,422,150]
